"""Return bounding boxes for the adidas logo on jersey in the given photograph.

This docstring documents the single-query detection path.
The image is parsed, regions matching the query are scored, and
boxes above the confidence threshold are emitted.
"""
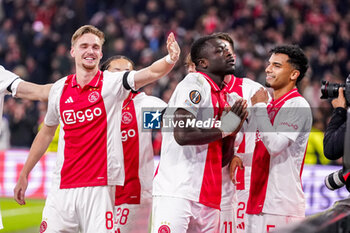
[65,96,74,103]
[237,222,245,230]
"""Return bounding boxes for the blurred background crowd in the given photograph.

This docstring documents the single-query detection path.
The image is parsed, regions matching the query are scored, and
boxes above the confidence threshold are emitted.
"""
[0,0,348,165]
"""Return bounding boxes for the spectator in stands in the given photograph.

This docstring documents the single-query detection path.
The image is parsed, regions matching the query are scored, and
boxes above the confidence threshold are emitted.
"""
[8,99,38,148]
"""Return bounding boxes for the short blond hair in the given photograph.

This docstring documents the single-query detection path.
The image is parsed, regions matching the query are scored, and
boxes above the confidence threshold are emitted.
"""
[71,25,105,46]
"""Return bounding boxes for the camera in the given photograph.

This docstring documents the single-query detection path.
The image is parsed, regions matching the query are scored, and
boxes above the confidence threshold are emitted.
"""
[321,74,350,105]
[325,169,346,190]
[325,168,350,192]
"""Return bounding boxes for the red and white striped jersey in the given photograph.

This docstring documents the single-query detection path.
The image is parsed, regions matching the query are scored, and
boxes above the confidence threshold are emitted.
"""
[220,75,264,211]
[153,72,227,210]
[246,88,312,217]
[45,70,136,189]
[115,92,166,205]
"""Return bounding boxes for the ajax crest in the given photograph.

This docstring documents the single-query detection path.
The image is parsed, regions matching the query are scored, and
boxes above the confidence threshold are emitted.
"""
[88,91,100,103]
[122,112,133,124]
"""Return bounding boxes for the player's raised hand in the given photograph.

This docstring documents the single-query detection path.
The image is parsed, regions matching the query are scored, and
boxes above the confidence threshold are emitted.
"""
[166,32,180,63]
[14,174,28,205]
[231,98,248,120]
[230,98,248,135]
[219,98,248,138]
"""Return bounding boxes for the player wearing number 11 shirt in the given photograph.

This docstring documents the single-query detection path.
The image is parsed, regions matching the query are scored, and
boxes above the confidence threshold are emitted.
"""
[213,32,267,233]
[152,35,248,233]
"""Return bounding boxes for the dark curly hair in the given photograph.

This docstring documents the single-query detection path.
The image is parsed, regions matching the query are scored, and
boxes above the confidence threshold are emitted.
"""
[190,35,216,67]
[269,45,309,84]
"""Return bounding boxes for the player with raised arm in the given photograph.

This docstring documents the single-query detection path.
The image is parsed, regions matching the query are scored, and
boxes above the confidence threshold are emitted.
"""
[152,35,248,233]
[13,25,179,233]
[100,56,167,233]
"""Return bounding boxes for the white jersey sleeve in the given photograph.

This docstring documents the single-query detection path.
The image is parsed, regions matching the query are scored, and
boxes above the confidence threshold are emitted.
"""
[45,78,66,126]
[0,66,22,132]
[275,98,312,141]
[0,66,19,93]
[138,94,167,111]
[253,98,312,156]
[103,70,136,99]
[168,73,208,117]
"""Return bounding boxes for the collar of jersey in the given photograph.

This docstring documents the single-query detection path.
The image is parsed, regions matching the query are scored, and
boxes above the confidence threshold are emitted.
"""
[222,74,236,92]
[271,88,300,106]
[71,70,103,88]
[197,71,221,92]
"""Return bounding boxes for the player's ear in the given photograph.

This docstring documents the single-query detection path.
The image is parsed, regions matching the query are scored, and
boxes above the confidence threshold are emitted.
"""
[198,58,208,69]
[290,69,300,82]
[70,47,75,58]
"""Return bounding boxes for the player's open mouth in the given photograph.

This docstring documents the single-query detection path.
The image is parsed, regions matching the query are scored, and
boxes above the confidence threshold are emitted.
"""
[227,59,235,65]
[266,75,274,80]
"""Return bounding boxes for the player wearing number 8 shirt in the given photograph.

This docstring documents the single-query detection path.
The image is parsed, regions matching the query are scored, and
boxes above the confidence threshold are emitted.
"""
[14,25,180,233]
[100,56,167,233]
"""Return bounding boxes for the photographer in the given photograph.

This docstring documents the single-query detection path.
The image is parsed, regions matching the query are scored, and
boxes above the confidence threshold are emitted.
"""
[324,87,347,160]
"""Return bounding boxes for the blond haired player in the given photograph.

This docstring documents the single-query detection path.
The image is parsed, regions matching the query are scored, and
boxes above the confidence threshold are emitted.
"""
[12,25,179,233]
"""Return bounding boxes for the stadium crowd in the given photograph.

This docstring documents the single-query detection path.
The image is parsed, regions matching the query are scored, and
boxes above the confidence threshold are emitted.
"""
[0,0,349,165]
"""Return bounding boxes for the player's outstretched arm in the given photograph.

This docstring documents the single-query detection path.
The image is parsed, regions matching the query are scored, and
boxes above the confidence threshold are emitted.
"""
[0,65,53,101]
[133,32,180,90]
[0,65,20,93]
[14,124,58,205]
[15,82,53,102]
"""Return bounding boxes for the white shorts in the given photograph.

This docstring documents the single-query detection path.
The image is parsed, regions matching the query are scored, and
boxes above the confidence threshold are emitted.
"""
[114,197,152,233]
[220,208,236,233]
[41,185,115,233]
[151,196,220,233]
[246,213,304,233]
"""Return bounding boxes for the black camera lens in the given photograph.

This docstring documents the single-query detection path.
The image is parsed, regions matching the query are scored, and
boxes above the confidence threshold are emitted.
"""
[325,169,346,190]
[321,81,346,99]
